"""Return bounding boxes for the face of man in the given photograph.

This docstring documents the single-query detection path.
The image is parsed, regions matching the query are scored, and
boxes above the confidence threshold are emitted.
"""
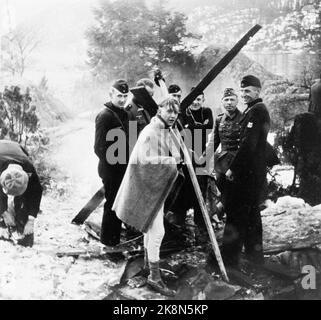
[190,94,204,110]
[109,87,129,108]
[145,85,154,97]
[240,86,260,104]
[158,105,179,127]
[169,90,182,103]
[222,95,238,114]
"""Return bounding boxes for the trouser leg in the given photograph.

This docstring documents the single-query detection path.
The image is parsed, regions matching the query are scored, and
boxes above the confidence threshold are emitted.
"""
[100,175,123,246]
[221,205,249,266]
[244,205,264,264]
[145,205,165,263]
[221,181,249,266]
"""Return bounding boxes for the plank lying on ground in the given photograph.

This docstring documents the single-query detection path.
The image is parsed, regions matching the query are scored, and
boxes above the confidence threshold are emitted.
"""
[264,240,321,255]
[56,248,143,258]
[71,186,105,225]
[56,246,184,259]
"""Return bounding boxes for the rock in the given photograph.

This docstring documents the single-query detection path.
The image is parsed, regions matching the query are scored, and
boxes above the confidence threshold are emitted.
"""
[276,196,306,209]
[204,280,241,300]
[252,292,265,300]
[277,251,292,265]
[312,204,321,211]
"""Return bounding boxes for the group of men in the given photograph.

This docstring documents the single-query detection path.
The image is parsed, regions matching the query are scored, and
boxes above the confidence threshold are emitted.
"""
[0,71,270,296]
[94,73,271,296]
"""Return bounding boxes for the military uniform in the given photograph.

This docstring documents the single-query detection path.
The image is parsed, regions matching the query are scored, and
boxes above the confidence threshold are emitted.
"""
[205,108,242,207]
[94,81,130,247]
[223,96,270,266]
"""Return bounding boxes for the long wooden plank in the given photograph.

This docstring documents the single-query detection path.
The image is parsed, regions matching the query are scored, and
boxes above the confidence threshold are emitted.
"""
[179,24,262,114]
[71,186,105,225]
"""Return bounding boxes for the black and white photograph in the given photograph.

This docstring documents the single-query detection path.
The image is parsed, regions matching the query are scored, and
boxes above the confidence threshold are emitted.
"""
[0,0,321,302]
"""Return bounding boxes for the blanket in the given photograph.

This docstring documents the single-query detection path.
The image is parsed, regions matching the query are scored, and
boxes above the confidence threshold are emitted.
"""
[113,116,181,233]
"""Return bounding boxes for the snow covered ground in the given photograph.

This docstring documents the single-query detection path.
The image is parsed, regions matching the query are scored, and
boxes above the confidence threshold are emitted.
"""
[0,114,124,300]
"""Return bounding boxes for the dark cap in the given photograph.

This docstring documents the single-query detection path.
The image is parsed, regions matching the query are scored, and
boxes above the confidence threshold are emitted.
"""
[191,87,204,96]
[222,88,237,99]
[168,84,181,94]
[112,79,129,94]
[240,75,261,88]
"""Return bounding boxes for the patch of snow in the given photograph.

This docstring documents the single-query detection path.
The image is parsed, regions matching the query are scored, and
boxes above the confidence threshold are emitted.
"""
[276,196,306,209]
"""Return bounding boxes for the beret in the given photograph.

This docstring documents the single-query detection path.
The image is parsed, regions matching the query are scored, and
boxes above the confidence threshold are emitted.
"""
[0,164,29,196]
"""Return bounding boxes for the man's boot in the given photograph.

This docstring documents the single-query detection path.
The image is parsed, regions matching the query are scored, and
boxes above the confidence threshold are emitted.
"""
[129,249,149,288]
[17,233,34,247]
[147,261,176,297]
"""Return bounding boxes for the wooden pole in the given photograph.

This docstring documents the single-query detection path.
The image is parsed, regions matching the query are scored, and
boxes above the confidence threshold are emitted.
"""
[170,128,229,283]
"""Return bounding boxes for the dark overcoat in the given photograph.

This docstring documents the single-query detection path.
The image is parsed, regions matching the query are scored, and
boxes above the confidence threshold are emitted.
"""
[229,98,270,199]
[94,102,129,181]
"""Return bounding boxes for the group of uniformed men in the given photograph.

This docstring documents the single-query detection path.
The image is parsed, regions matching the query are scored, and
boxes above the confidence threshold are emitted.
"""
[94,73,271,296]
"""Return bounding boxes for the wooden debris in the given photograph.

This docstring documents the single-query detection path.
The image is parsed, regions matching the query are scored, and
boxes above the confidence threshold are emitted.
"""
[72,187,105,225]
[264,240,321,255]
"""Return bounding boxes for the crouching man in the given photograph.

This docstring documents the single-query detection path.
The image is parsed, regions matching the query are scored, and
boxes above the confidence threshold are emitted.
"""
[0,140,43,247]
[113,98,181,297]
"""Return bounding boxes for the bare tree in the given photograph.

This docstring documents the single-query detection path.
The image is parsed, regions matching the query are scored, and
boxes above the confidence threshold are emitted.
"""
[1,26,41,77]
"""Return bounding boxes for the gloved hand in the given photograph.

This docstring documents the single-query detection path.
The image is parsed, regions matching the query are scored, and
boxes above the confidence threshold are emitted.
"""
[225,169,234,181]
[23,217,34,235]
[2,211,16,227]
[154,69,165,87]
[177,159,185,170]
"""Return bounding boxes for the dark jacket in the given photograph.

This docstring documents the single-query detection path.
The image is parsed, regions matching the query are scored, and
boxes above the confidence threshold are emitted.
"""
[94,102,129,180]
[0,140,43,225]
[181,106,213,153]
[230,98,270,185]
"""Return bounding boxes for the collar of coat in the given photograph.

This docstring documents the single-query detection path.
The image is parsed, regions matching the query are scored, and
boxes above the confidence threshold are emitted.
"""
[224,108,241,120]
[244,98,263,114]
[104,102,127,115]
